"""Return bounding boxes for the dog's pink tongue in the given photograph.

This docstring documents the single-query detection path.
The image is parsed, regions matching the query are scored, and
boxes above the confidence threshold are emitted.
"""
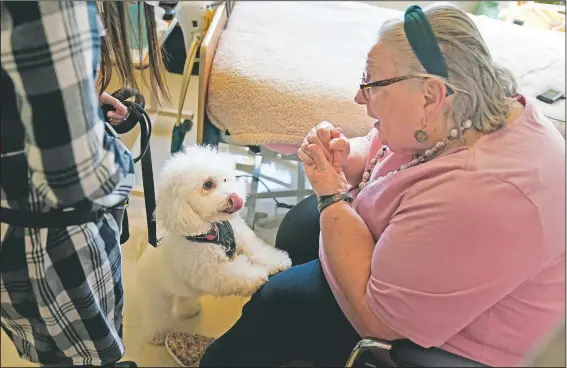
[227,193,244,213]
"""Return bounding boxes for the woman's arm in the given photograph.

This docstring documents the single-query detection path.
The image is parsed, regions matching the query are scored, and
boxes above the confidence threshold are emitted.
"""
[319,200,404,341]
[342,133,372,186]
[299,137,400,339]
[1,2,134,208]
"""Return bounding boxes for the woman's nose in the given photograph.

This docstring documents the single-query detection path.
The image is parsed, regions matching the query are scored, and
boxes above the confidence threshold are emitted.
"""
[354,89,366,105]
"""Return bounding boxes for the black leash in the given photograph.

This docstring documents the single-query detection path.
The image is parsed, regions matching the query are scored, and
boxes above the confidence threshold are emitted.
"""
[102,88,158,247]
[1,88,158,248]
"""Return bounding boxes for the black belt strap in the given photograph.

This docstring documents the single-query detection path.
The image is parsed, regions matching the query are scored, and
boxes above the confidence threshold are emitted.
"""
[0,207,108,228]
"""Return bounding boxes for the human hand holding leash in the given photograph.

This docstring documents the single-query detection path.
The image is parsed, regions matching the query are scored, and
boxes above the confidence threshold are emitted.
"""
[99,92,129,124]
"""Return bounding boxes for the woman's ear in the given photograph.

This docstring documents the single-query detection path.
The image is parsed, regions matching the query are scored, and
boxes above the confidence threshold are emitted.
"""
[423,78,447,117]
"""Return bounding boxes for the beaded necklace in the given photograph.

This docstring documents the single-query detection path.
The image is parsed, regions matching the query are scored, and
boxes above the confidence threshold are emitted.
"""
[358,119,473,189]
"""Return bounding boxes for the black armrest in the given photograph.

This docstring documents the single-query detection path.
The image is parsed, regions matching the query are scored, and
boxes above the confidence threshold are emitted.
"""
[390,339,489,368]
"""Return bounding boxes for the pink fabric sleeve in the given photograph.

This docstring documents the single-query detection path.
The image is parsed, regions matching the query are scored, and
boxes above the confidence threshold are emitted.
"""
[366,173,544,347]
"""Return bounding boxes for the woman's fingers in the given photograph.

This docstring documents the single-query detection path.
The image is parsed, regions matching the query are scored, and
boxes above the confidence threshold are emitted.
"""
[297,147,315,165]
[107,111,125,119]
[314,121,337,152]
[103,94,128,117]
[107,96,128,115]
[302,121,341,163]
[307,133,332,161]
[107,111,127,125]
[316,120,335,134]
[331,149,342,172]
[115,104,128,116]
[300,141,315,161]
[331,128,342,139]
[329,136,348,166]
[315,125,332,147]
[308,144,330,170]
[329,136,348,152]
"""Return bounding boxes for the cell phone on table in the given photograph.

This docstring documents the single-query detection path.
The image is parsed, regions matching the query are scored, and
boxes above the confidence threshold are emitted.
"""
[536,88,565,104]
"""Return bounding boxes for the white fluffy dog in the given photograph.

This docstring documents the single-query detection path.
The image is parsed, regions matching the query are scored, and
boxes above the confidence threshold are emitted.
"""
[135,145,292,344]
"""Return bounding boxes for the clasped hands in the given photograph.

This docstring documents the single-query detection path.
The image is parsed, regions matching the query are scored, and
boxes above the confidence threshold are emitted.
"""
[297,121,351,197]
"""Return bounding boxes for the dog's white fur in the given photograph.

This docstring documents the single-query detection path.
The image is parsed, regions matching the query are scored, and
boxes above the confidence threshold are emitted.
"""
[135,145,292,344]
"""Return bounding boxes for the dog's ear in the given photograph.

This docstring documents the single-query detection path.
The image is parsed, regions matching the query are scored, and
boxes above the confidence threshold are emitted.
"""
[155,187,205,235]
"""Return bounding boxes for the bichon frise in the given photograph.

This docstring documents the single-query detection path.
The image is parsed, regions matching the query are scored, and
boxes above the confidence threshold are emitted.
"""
[135,145,292,345]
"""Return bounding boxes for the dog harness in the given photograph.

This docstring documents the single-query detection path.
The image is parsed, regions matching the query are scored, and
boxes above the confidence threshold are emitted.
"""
[185,221,236,258]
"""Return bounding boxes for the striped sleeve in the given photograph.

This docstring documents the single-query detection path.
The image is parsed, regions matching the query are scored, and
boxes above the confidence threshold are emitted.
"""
[0,1,134,209]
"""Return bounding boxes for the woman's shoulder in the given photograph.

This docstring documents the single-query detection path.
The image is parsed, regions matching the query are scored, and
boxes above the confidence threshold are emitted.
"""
[402,168,533,209]
[480,97,565,145]
[396,170,545,248]
[411,97,565,212]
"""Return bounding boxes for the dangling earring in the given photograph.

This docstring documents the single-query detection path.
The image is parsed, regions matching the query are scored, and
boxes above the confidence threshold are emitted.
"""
[414,130,429,143]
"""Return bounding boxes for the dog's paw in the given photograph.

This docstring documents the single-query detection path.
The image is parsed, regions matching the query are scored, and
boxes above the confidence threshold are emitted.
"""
[238,265,269,296]
[251,249,292,275]
[226,255,269,296]
[149,331,168,346]
[173,298,203,320]
[268,251,292,275]
[175,308,202,320]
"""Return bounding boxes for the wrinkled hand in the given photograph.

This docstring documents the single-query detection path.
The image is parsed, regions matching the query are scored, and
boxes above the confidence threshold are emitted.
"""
[298,141,349,197]
[300,121,350,168]
[99,92,129,125]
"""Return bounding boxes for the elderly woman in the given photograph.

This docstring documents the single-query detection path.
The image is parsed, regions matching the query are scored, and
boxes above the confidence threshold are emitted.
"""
[169,4,565,367]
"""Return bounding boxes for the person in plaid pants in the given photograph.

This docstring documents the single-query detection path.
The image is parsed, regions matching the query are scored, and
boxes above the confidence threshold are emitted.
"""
[1,2,138,366]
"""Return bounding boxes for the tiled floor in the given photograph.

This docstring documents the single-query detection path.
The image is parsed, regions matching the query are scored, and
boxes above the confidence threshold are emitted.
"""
[1,72,306,367]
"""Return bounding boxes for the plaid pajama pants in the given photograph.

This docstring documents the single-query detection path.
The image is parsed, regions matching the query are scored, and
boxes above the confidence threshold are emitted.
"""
[1,213,126,366]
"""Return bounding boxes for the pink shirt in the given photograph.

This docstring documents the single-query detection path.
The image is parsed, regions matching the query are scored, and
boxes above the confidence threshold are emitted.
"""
[319,97,566,367]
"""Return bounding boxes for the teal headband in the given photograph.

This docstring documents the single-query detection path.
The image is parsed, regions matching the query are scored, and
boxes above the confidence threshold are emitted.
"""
[404,5,452,90]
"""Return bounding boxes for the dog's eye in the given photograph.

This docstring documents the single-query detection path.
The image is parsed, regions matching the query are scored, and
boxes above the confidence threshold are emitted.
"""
[224,178,227,182]
[203,180,214,190]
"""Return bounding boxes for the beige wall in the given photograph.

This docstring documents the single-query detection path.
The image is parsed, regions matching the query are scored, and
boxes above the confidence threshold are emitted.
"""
[361,1,480,13]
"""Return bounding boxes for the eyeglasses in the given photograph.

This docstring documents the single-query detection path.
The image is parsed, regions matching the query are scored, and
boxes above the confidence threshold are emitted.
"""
[359,72,411,101]
[359,72,453,101]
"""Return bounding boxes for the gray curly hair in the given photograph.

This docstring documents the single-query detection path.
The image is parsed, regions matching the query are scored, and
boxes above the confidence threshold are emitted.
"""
[375,4,517,133]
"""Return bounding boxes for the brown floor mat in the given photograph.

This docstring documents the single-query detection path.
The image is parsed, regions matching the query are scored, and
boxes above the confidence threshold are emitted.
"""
[165,332,216,367]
